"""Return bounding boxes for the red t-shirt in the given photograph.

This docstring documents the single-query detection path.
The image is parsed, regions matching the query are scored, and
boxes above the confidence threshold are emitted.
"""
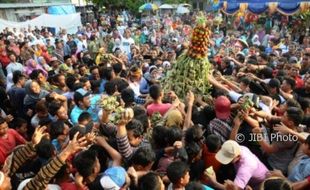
[0,54,10,68]
[295,76,304,89]
[60,182,79,190]
[0,129,26,165]
[147,103,172,116]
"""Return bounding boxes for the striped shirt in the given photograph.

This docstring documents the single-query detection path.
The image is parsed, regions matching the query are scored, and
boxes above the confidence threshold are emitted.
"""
[116,135,150,160]
[209,118,233,144]
[7,142,66,190]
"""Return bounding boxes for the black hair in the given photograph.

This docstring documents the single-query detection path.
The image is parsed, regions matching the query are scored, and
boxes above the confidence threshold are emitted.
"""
[64,55,71,62]
[151,125,169,149]
[80,77,89,85]
[90,80,101,93]
[134,113,149,134]
[240,77,250,86]
[38,117,53,127]
[260,53,269,61]
[29,69,43,80]
[259,67,273,79]
[286,99,301,109]
[149,84,162,100]
[121,88,135,107]
[268,78,281,89]
[90,65,99,73]
[48,101,62,116]
[36,137,54,159]
[12,70,25,84]
[112,62,123,75]
[167,161,189,184]
[69,126,86,140]
[184,126,203,144]
[78,64,87,70]
[286,107,304,126]
[73,83,84,91]
[11,117,27,129]
[0,117,11,125]
[299,98,310,111]
[262,178,292,190]
[51,73,65,85]
[205,134,221,153]
[78,112,91,123]
[130,146,156,167]
[65,75,77,91]
[126,119,144,137]
[185,142,201,163]
[111,78,129,93]
[49,121,66,140]
[138,172,162,190]
[99,66,114,81]
[283,77,296,90]
[105,81,117,96]
[73,150,98,178]
[133,106,147,117]
[247,58,258,65]
[166,126,183,146]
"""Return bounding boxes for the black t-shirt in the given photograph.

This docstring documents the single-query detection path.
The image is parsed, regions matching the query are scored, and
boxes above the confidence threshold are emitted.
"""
[192,106,216,128]
[189,160,205,181]
[88,174,104,190]
[295,88,310,102]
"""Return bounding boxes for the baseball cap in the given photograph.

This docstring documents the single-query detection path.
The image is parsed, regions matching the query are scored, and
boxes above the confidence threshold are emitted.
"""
[215,96,231,120]
[289,56,298,64]
[100,166,127,190]
[74,88,90,102]
[163,61,171,68]
[215,140,241,165]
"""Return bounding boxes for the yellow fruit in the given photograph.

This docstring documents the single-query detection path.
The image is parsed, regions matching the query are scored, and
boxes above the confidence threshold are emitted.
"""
[205,166,214,176]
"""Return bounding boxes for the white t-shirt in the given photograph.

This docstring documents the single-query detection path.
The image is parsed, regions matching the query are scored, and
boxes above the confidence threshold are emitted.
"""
[121,37,134,55]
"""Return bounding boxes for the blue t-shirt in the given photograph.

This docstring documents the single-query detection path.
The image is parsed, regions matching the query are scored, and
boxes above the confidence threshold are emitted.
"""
[70,94,101,125]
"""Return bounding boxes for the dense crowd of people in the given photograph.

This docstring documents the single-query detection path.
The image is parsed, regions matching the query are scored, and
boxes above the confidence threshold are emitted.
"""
[0,10,309,190]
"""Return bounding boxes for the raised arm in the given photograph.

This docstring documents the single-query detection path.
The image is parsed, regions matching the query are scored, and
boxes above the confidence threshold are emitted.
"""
[95,136,122,166]
[23,132,88,190]
[183,91,195,131]
[5,126,48,176]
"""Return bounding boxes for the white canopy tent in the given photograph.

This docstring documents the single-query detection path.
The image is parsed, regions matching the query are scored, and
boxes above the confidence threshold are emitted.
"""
[176,6,190,14]
[159,4,174,9]
[0,13,82,34]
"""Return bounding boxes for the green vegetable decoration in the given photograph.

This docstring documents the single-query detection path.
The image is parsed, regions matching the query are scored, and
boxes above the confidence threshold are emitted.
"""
[151,112,162,127]
[99,96,119,112]
[241,97,254,111]
[162,13,212,99]
[98,96,126,124]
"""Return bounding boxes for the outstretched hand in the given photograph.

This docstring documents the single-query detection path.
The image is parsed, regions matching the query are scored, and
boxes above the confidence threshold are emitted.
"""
[32,126,49,146]
[64,132,88,155]
[186,91,195,106]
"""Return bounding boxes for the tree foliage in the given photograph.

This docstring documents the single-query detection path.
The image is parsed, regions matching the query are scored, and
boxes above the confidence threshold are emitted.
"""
[86,0,145,15]
[162,0,189,4]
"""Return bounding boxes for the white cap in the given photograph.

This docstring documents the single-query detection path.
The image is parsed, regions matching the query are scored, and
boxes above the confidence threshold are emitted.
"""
[0,172,4,187]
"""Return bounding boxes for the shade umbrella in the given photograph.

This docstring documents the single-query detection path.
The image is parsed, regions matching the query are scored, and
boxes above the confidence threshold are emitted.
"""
[179,3,191,8]
[159,4,174,9]
[139,3,159,11]
[176,6,190,14]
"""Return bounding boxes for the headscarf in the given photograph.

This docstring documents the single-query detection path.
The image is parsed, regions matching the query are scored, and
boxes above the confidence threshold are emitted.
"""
[165,109,183,128]
[23,80,49,107]
[24,59,48,76]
